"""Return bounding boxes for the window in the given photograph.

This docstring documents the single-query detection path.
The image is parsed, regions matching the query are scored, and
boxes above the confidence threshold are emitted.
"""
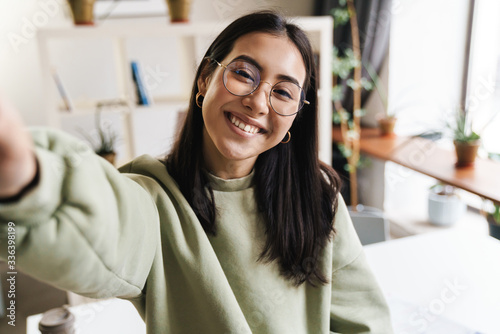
[388,0,471,137]
[467,0,500,154]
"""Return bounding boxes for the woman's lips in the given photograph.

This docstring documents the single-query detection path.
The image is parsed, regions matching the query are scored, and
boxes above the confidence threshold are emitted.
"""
[225,112,266,134]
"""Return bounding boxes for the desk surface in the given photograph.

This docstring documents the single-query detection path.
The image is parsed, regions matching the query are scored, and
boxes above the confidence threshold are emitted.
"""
[27,231,500,333]
[365,230,500,334]
[27,298,145,334]
[332,127,500,203]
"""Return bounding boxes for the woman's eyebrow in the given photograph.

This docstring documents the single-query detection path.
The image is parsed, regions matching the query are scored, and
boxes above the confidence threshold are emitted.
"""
[231,55,301,86]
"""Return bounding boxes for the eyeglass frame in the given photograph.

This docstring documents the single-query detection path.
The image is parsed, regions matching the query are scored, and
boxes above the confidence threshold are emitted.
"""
[208,57,310,116]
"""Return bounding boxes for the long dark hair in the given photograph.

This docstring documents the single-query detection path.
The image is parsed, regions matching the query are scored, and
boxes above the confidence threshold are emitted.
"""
[166,11,341,286]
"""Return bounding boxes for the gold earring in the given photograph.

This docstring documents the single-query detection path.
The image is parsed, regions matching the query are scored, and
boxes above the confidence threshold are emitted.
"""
[281,131,291,144]
[196,92,204,108]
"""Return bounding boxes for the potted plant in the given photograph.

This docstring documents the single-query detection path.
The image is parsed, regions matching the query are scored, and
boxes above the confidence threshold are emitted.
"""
[486,202,500,240]
[331,0,366,210]
[79,107,119,165]
[364,62,396,136]
[448,109,481,167]
[67,0,96,25]
[427,183,466,226]
[165,0,192,23]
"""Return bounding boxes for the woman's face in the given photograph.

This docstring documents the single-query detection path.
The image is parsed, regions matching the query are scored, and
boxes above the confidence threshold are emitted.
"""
[198,32,307,179]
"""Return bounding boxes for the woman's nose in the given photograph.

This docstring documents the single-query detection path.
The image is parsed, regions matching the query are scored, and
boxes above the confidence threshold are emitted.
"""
[242,82,272,115]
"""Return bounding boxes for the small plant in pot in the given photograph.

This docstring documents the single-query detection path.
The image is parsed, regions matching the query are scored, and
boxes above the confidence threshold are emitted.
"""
[428,183,466,226]
[79,108,119,166]
[448,109,481,168]
[486,202,500,240]
[364,62,396,137]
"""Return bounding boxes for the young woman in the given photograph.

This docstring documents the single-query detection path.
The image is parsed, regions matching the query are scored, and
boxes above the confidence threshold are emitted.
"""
[0,11,392,334]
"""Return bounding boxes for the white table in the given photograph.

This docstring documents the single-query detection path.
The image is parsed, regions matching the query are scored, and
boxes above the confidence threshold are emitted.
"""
[27,298,145,334]
[364,230,500,334]
[28,230,500,334]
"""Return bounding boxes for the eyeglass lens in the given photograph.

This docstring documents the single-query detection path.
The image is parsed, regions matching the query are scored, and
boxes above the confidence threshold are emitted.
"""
[222,60,305,116]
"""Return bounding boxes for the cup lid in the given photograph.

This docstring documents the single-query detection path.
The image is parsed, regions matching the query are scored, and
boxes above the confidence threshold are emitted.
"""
[39,306,75,331]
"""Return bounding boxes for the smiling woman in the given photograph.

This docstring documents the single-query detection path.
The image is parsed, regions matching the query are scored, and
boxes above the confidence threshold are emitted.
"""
[0,11,393,334]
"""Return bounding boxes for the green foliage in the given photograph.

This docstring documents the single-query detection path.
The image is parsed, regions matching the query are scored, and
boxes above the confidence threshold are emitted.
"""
[353,108,366,118]
[332,48,359,79]
[332,85,344,102]
[331,7,349,27]
[339,145,371,172]
[492,203,500,225]
[79,110,118,155]
[448,110,481,143]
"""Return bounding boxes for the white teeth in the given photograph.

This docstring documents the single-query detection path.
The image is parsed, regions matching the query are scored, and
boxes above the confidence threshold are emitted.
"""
[230,114,259,134]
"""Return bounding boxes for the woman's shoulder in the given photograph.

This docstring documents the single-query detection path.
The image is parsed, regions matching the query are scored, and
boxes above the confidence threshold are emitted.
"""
[118,155,186,201]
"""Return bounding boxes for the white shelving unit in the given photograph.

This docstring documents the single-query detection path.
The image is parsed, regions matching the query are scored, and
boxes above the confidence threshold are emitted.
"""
[37,16,333,165]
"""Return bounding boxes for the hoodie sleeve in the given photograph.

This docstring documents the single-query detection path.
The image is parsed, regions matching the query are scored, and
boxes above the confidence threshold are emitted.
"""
[0,128,161,300]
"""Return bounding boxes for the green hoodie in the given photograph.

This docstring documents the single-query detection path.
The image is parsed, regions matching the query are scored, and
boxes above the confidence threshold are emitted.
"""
[0,128,392,333]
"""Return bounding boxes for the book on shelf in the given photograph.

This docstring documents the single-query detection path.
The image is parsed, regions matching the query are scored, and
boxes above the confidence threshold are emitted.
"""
[51,67,74,112]
[131,61,152,106]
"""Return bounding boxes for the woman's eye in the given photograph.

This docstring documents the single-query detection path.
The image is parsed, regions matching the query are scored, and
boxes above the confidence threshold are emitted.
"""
[273,89,293,100]
[234,69,255,82]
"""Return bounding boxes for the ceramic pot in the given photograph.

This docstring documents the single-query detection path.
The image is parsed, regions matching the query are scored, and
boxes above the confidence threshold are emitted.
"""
[67,0,96,25]
[377,117,397,136]
[487,215,500,240]
[454,140,480,168]
[165,0,192,23]
[428,189,466,226]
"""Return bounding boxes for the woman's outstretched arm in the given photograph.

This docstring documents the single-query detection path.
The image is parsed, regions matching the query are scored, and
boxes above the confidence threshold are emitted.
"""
[0,95,161,300]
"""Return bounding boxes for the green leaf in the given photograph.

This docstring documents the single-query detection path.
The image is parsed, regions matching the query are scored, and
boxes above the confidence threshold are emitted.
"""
[333,112,341,124]
[331,8,350,27]
[494,203,500,224]
[448,110,481,142]
[354,109,366,118]
[332,85,344,102]
[346,78,357,89]
[338,144,352,158]
[360,77,374,91]
[339,110,350,122]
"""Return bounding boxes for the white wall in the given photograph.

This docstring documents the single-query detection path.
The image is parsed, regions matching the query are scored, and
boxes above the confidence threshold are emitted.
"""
[0,0,71,125]
[0,0,314,126]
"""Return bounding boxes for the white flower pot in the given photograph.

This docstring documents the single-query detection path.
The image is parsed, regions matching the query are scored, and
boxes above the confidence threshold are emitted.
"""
[428,192,466,226]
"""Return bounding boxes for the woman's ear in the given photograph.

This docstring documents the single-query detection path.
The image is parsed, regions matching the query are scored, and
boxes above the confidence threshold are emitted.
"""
[197,59,212,95]
[197,76,207,96]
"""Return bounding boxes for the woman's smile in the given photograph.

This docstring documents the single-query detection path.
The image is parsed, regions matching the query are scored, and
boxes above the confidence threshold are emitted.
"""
[225,112,267,136]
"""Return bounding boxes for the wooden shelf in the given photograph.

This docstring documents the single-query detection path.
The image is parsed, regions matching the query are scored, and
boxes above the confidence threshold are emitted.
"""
[332,126,500,203]
[38,17,333,164]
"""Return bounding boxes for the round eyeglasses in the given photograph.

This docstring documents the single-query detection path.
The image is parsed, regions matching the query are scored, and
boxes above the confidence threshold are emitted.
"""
[211,58,309,116]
